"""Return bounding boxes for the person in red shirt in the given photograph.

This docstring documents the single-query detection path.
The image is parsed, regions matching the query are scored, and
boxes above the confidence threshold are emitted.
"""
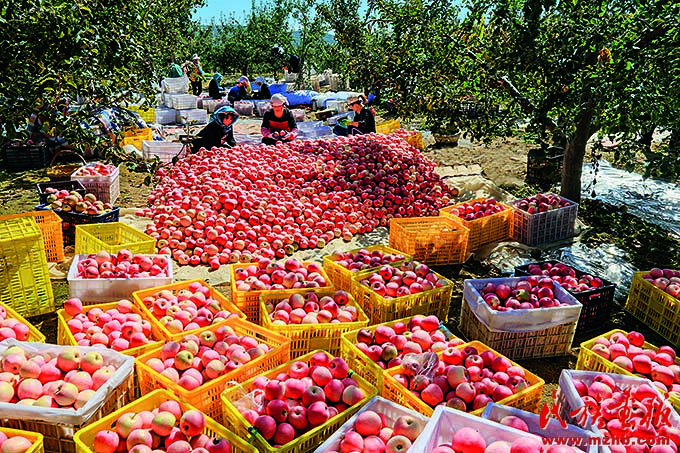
[260,94,299,145]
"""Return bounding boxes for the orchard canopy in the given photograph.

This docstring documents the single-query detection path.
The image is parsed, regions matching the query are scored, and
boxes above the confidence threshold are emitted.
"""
[2,0,680,201]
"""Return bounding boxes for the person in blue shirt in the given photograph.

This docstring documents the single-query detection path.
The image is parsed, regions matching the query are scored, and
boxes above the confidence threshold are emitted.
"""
[190,106,240,152]
[227,76,250,103]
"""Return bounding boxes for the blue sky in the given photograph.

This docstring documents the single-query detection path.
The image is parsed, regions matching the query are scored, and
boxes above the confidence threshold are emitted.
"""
[193,2,250,23]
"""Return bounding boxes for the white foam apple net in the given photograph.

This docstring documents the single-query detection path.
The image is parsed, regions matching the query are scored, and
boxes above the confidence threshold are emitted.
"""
[400,352,439,380]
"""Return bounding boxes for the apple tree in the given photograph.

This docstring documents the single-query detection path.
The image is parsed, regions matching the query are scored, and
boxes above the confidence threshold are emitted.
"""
[0,0,203,157]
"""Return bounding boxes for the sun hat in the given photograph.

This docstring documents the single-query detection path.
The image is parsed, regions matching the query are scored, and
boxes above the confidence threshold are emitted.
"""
[270,93,288,106]
[347,95,363,106]
[237,76,250,85]
[255,76,266,85]
[192,54,199,60]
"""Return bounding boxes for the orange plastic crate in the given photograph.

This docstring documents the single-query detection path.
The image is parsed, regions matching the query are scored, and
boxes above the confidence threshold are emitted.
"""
[350,263,454,324]
[322,245,412,293]
[0,427,44,453]
[0,301,45,342]
[0,210,64,263]
[132,278,246,342]
[389,216,469,265]
[340,315,459,392]
[439,198,513,251]
[260,288,369,358]
[56,300,164,357]
[230,262,333,324]
[221,350,378,453]
[382,340,544,417]
[576,328,680,415]
[625,271,680,347]
[136,318,291,422]
[73,389,257,453]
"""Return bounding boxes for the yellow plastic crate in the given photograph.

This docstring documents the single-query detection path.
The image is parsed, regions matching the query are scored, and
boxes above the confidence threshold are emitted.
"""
[0,210,64,263]
[382,340,544,417]
[127,106,156,123]
[0,216,55,317]
[405,131,424,149]
[1,301,46,343]
[322,245,412,293]
[221,350,378,453]
[389,216,469,265]
[136,319,290,422]
[260,289,369,358]
[56,301,164,357]
[576,328,680,415]
[625,271,680,347]
[120,127,153,150]
[132,278,246,342]
[340,315,459,392]
[75,222,156,255]
[0,427,44,453]
[230,262,334,325]
[376,120,401,134]
[350,262,454,325]
[74,389,257,453]
[440,198,513,251]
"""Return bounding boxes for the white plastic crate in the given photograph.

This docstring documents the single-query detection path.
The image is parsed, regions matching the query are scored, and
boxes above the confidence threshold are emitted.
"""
[314,397,429,453]
[154,107,176,125]
[481,403,600,453]
[297,121,324,132]
[327,100,347,113]
[176,108,208,125]
[233,101,254,116]
[256,101,271,116]
[557,370,680,439]
[291,108,305,122]
[141,141,186,164]
[410,405,543,453]
[161,76,189,94]
[463,276,582,331]
[71,163,120,204]
[67,254,173,303]
[166,94,198,110]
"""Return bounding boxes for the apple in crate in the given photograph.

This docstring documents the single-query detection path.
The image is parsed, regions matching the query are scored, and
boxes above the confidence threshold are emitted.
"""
[63,298,155,351]
[139,282,241,333]
[353,315,464,370]
[390,348,531,413]
[79,163,116,176]
[0,306,33,341]
[92,402,232,453]
[143,324,273,390]
[332,409,426,453]
[327,248,408,273]
[642,268,680,298]
[0,345,112,409]
[525,262,605,293]
[0,434,35,453]
[76,250,169,279]
[588,330,680,394]
[264,290,357,325]
[480,278,567,311]
[446,198,506,221]
[516,193,571,214]
[233,258,327,291]
[45,189,114,215]
[357,261,450,299]
[234,355,366,445]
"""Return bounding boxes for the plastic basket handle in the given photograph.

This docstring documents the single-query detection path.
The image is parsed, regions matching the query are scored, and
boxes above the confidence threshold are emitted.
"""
[48,149,87,169]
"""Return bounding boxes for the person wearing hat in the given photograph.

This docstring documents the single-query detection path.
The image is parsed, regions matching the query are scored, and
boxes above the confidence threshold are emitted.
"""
[165,57,183,79]
[228,76,250,103]
[190,105,240,153]
[260,94,299,145]
[252,76,271,100]
[186,54,204,96]
[209,73,224,99]
[334,94,376,136]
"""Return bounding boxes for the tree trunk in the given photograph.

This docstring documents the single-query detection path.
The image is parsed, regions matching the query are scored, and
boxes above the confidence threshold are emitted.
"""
[561,101,595,204]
